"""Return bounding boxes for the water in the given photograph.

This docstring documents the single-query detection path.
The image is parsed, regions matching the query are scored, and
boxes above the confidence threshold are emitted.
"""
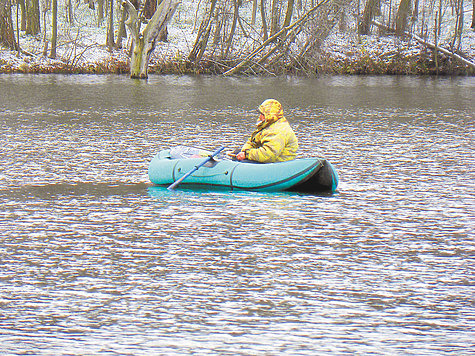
[0,74,474,355]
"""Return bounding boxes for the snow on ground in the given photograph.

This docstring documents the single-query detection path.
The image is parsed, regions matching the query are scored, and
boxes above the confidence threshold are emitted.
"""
[0,0,474,75]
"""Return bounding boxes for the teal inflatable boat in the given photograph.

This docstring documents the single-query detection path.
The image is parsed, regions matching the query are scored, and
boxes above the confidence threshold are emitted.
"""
[148,146,339,193]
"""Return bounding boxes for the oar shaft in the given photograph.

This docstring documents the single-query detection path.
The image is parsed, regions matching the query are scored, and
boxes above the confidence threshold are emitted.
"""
[167,146,225,190]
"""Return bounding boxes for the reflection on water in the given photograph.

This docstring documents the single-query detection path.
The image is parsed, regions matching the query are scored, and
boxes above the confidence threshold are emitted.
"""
[0,74,474,355]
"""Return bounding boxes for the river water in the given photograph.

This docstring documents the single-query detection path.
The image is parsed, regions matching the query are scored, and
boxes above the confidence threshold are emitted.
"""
[0,74,473,355]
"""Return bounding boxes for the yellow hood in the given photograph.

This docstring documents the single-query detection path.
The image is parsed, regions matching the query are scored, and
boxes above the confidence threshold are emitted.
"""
[258,99,284,126]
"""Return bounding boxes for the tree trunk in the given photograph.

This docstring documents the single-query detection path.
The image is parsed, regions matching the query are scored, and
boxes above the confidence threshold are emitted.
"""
[26,0,40,35]
[270,0,280,36]
[339,10,348,32]
[411,0,419,23]
[223,0,238,58]
[16,0,20,52]
[450,0,463,52]
[0,0,17,49]
[283,0,294,28]
[106,0,114,49]
[260,0,268,40]
[212,4,222,46]
[281,0,294,37]
[66,0,73,24]
[123,0,180,78]
[358,0,380,34]
[143,0,157,19]
[188,0,217,63]
[251,0,257,26]
[49,0,57,58]
[472,0,475,29]
[387,0,391,29]
[41,0,49,56]
[97,0,104,25]
[18,0,26,30]
[395,0,412,35]
[116,3,127,49]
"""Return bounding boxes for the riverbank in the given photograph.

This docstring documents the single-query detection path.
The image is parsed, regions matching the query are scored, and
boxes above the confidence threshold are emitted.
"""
[1,27,474,76]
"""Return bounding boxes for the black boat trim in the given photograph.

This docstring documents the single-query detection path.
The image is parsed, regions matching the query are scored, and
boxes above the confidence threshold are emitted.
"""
[171,160,180,182]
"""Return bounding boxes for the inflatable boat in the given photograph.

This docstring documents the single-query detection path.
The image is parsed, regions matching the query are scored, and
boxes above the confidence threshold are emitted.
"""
[148,146,339,193]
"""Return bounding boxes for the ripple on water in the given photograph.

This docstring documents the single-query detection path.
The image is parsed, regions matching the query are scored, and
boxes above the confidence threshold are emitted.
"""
[0,75,473,355]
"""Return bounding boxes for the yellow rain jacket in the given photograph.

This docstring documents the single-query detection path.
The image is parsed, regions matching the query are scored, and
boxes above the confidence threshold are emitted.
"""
[241,99,298,163]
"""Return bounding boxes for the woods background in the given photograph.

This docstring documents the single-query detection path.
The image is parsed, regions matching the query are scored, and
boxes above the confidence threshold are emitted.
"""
[1,0,474,76]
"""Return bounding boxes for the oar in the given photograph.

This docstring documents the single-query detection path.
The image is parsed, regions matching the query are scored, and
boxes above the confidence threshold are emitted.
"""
[167,146,225,190]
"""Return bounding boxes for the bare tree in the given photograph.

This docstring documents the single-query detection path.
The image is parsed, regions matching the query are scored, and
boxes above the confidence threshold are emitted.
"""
[26,0,41,35]
[395,0,412,35]
[281,0,294,37]
[298,0,353,67]
[449,0,463,51]
[358,0,380,34]
[0,0,17,49]
[116,0,127,49]
[251,0,257,25]
[143,0,156,18]
[122,0,180,78]
[40,0,50,56]
[224,0,333,76]
[49,0,57,58]
[411,0,419,24]
[97,0,104,25]
[260,0,268,40]
[188,0,217,63]
[270,0,281,35]
[106,0,114,49]
[222,0,239,57]
[472,0,474,29]
[18,0,26,30]
[65,0,73,24]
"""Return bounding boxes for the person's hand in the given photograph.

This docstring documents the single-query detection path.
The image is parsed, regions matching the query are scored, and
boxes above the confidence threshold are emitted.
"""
[226,151,236,158]
[236,152,246,161]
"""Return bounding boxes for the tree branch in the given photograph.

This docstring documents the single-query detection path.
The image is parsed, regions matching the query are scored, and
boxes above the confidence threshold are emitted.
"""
[223,0,330,76]
[122,0,140,42]
[143,0,180,44]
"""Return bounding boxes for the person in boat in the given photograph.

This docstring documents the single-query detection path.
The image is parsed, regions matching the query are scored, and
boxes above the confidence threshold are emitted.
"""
[235,99,298,163]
